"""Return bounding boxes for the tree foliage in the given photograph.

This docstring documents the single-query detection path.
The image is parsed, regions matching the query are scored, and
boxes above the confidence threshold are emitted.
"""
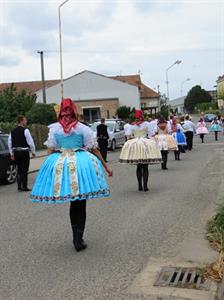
[184,85,212,113]
[116,106,132,120]
[0,84,36,122]
[26,103,57,125]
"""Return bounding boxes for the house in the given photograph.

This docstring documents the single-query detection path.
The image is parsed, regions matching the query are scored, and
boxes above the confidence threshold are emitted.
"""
[111,75,160,114]
[217,75,224,110]
[169,96,186,114]
[0,70,158,122]
[35,71,141,123]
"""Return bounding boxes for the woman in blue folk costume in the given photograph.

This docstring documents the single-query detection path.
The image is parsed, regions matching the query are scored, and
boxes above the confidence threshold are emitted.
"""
[30,98,113,252]
[209,117,223,141]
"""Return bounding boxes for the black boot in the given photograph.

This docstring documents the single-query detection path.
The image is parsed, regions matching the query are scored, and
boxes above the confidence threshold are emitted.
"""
[72,226,87,252]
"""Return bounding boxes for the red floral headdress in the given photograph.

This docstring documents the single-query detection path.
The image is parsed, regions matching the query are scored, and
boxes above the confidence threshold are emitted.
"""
[133,109,144,126]
[58,98,78,133]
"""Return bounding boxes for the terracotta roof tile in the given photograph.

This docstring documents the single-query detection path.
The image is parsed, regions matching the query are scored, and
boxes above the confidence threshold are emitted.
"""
[110,75,159,98]
[0,80,60,94]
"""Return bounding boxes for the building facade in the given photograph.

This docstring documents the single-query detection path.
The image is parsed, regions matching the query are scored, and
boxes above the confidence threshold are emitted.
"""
[35,71,140,122]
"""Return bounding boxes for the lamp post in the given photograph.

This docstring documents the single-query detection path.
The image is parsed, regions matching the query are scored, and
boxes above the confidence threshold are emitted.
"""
[37,50,46,104]
[58,0,70,99]
[181,78,190,97]
[166,60,182,101]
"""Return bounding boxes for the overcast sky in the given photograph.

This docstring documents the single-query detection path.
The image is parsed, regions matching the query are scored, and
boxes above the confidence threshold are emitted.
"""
[0,0,223,100]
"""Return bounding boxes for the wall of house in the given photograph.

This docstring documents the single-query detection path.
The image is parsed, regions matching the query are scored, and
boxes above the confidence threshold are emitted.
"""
[76,98,118,120]
[217,77,224,99]
[36,71,140,109]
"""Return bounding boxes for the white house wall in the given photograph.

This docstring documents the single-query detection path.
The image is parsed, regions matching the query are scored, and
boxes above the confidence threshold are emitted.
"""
[36,71,140,108]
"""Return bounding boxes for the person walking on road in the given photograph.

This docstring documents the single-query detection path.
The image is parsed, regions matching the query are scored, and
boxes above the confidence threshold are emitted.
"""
[209,117,223,141]
[154,117,178,170]
[182,115,196,151]
[120,110,162,191]
[30,98,112,252]
[196,117,209,143]
[97,118,109,162]
[8,115,36,191]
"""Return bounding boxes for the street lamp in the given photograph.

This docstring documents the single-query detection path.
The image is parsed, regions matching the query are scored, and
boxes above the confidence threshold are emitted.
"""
[58,0,70,99]
[166,60,182,101]
[180,78,190,97]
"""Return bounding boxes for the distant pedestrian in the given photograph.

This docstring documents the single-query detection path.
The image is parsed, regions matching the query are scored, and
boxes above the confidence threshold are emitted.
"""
[196,117,209,143]
[97,118,109,162]
[171,117,186,160]
[8,115,36,191]
[210,117,222,141]
[124,119,132,141]
[182,115,196,150]
[154,117,177,170]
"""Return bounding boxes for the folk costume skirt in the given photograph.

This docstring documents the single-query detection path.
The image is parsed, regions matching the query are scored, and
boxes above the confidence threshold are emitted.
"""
[119,137,162,164]
[30,149,110,204]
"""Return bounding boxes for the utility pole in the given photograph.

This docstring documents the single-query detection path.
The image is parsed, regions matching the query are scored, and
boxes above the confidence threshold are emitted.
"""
[37,51,46,104]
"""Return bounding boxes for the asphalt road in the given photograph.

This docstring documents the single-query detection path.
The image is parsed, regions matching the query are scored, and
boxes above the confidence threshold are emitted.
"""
[1,133,224,300]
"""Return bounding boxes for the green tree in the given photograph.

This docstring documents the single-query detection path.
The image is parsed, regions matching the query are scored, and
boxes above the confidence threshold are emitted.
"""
[116,106,132,119]
[26,103,57,125]
[184,85,212,113]
[0,84,36,122]
[159,94,170,119]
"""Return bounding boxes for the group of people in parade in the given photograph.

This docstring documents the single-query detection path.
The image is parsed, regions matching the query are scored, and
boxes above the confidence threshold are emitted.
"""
[7,98,224,253]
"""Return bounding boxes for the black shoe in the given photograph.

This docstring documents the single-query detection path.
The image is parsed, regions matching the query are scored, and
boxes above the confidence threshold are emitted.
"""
[144,187,149,191]
[138,186,143,191]
[21,187,31,192]
[73,227,87,252]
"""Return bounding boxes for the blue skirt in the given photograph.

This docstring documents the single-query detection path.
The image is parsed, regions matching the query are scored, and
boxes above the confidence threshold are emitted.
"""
[209,124,223,132]
[30,150,110,204]
[176,131,187,145]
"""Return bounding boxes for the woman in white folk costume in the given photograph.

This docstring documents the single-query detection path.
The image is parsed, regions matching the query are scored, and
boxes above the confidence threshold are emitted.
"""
[154,117,178,170]
[30,98,112,252]
[120,110,162,191]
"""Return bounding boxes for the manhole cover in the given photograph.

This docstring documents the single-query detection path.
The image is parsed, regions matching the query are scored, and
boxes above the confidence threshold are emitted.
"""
[154,267,211,290]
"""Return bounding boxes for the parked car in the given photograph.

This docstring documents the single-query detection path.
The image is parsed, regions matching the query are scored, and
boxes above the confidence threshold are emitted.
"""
[204,114,216,122]
[91,119,126,150]
[0,134,17,184]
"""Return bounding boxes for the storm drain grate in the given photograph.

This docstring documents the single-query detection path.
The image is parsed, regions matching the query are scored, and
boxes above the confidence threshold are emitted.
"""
[154,267,211,290]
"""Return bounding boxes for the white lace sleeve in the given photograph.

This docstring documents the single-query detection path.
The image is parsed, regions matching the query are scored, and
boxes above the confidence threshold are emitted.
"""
[79,123,98,150]
[43,123,58,148]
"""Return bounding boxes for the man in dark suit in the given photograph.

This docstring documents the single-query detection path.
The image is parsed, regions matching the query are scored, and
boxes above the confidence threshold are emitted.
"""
[8,115,36,191]
[97,118,109,162]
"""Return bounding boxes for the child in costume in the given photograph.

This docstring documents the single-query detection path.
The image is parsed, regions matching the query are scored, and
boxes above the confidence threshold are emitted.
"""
[171,117,187,160]
[196,117,209,143]
[120,110,162,191]
[154,117,178,170]
[30,98,112,252]
[210,117,223,141]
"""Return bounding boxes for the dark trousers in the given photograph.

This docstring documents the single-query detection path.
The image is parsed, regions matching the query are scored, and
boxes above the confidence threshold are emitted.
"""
[199,134,204,143]
[136,164,149,190]
[98,140,108,162]
[185,131,194,150]
[70,200,86,232]
[14,150,30,189]
[215,131,218,141]
[161,150,168,169]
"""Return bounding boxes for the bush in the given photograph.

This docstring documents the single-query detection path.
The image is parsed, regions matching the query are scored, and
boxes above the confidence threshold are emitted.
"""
[0,122,16,134]
[26,103,57,125]
[29,124,48,150]
[195,102,218,112]
[116,106,133,120]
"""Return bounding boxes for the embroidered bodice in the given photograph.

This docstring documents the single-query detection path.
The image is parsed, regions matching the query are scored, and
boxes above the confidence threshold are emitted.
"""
[44,122,97,150]
[55,133,84,149]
